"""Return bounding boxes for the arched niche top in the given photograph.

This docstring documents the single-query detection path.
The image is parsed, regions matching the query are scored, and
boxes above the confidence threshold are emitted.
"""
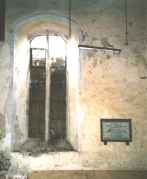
[12,13,81,42]
[11,12,81,151]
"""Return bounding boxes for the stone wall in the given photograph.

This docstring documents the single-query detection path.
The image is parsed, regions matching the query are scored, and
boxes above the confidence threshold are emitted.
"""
[0,0,147,171]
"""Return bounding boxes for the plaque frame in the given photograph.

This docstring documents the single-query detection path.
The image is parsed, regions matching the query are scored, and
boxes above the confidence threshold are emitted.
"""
[100,119,132,145]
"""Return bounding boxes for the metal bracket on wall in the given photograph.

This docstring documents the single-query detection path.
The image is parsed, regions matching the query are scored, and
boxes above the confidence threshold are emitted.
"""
[78,44,122,54]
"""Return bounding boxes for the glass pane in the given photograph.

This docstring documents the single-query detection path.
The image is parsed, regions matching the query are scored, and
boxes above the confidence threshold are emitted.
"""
[31,35,66,59]
[32,49,46,59]
[49,36,66,59]
[31,36,47,49]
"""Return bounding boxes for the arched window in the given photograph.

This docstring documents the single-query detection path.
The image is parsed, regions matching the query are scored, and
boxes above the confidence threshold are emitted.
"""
[11,16,80,153]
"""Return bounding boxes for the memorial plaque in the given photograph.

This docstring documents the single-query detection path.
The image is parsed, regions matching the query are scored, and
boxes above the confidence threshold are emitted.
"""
[101,119,132,145]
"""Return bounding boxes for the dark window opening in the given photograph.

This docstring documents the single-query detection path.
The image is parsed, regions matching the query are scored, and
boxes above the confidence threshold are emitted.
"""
[28,48,46,139]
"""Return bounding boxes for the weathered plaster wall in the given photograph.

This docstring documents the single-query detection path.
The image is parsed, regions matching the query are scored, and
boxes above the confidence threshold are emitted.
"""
[0,0,147,171]
[0,41,12,150]
[77,0,147,169]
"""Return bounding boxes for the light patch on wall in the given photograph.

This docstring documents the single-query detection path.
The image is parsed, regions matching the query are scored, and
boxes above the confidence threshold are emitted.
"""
[14,38,30,96]
[66,38,80,149]
[67,38,79,80]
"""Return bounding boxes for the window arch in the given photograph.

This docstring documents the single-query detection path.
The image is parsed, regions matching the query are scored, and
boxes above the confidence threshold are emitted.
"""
[10,14,81,153]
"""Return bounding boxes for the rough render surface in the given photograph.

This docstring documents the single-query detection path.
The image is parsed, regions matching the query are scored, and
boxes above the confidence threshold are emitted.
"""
[0,0,147,172]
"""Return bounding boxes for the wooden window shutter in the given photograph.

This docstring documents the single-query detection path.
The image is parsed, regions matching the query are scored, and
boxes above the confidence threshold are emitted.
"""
[0,0,5,41]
